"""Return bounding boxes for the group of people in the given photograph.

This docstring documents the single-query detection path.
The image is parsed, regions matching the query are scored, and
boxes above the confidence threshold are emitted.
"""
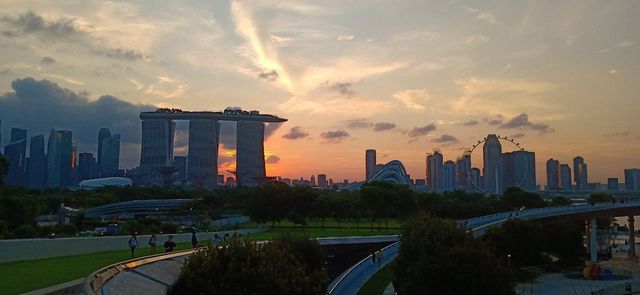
[127,233,179,257]
[211,232,243,247]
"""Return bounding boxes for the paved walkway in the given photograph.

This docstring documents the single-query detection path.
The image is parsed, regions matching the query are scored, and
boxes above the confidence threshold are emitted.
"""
[328,242,399,295]
[383,283,395,295]
[102,256,188,295]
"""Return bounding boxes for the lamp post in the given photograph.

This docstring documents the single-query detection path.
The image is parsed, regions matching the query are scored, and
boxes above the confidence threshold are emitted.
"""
[507,254,511,268]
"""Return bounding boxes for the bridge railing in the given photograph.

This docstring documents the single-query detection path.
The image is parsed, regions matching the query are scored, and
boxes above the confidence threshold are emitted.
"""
[83,249,197,295]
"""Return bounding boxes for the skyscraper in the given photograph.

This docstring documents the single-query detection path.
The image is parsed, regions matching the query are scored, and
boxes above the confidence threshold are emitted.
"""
[470,168,481,191]
[78,152,97,181]
[625,169,640,191]
[455,152,471,190]
[318,174,328,188]
[573,156,588,190]
[27,134,46,189]
[236,121,266,187]
[58,130,73,186]
[187,119,219,188]
[546,158,560,190]
[442,160,456,192]
[560,164,572,190]
[483,134,503,194]
[140,119,175,168]
[366,149,376,181]
[427,150,444,192]
[101,134,121,177]
[173,156,187,180]
[502,150,536,191]
[97,128,111,177]
[46,129,61,187]
[3,128,27,186]
[607,178,619,191]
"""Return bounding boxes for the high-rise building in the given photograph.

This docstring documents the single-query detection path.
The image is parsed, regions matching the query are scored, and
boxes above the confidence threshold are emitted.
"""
[187,119,219,188]
[309,175,316,187]
[58,130,73,186]
[607,178,619,191]
[97,128,111,177]
[3,128,27,186]
[442,160,456,192]
[625,169,640,191]
[456,152,471,190]
[100,134,120,177]
[546,159,560,190]
[502,150,536,191]
[27,134,46,189]
[173,156,187,180]
[140,119,175,168]
[236,121,266,187]
[46,129,61,187]
[470,168,481,191]
[560,164,572,190]
[427,150,444,192]
[78,152,97,181]
[483,134,503,194]
[366,149,376,181]
[573,156,588,190]
[318,174,328,188]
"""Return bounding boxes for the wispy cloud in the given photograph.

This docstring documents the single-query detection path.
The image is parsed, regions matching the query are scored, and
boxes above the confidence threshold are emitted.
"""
[373,122,396,132]
[603,131,629,138]
[463,120,479,126]
[464,35,489,45]
[614,39,636,47]
[393,89,427,111]
[337,35,354,41]
[432,134,458,143]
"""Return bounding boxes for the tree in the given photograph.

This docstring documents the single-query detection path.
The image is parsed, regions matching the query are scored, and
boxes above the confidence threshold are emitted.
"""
[550,196,572,206]
[502,187,547,209]
[0,153,8,185]
[395,214,513,295]
[173,236,328,295]
[589,192,614,203]
[288,185,318,226]
[542,220,585,266]
[484,219,546,267]
[247,181,292,227]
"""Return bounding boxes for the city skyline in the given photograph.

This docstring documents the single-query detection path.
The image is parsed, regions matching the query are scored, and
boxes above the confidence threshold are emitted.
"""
[0,1,638,183]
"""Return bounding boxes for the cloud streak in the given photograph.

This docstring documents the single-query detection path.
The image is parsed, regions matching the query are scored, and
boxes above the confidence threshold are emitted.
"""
[282,126,309,140]
[408,124,436,137]
[499,113,554,134]
[320,130,349,143]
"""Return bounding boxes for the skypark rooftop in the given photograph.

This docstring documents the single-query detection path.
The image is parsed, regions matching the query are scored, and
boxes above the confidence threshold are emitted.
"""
[139,107,287,122]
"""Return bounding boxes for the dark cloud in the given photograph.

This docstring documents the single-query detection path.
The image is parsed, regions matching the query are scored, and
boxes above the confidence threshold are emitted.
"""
[265,155,280,164]
[345,119,372,129]
[373,122,396,132]
[282,126,309,140]
[1,11,80,40]
[463,120,479,126]
[408,124,436,137]
[40,56,56,65]
[483,114,504,126]
[320,130,350,143]
[0,77,154,148]
[258,70,279,82]
[510,133,526,139]
[93,48,148,61]
[431,134,458,143]
[603,131,629,137]
[499,113,553,133]
[1,11,149,61]
[330,82,354,96]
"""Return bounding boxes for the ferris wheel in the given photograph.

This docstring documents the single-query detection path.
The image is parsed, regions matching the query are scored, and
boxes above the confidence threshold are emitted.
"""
[463,134,528,191]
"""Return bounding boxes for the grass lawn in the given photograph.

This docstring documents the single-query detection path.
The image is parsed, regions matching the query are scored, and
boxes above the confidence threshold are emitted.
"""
[0,228,400,294]
[358,260,396,295]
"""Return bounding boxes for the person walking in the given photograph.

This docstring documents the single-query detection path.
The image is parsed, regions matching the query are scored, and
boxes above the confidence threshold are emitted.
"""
[128,234,138,258]
[212,234,221,248]
[191,230,199,248]
[148,233,157,255]
[164,235,176,252]
[376,250,383,268]
[371,251,377,264]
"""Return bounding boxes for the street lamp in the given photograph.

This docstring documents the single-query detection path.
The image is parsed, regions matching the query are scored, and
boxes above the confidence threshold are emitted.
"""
[507,254,511,268]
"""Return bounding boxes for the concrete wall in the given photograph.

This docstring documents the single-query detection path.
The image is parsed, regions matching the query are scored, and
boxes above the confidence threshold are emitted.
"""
[0,228,265,263]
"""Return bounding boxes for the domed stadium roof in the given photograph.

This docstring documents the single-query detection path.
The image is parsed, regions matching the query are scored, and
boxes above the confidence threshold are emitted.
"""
[78,177,133,188]
[367,160,410,185]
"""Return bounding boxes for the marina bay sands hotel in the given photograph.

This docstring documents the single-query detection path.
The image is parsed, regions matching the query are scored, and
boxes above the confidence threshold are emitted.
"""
[139,108,287,187]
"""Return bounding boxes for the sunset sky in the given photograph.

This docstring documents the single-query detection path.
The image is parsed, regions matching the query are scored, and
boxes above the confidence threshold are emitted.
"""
[0,1,639,184]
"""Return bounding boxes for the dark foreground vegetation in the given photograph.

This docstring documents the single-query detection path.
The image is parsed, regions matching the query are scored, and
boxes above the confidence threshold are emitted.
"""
[172,236,328,295]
